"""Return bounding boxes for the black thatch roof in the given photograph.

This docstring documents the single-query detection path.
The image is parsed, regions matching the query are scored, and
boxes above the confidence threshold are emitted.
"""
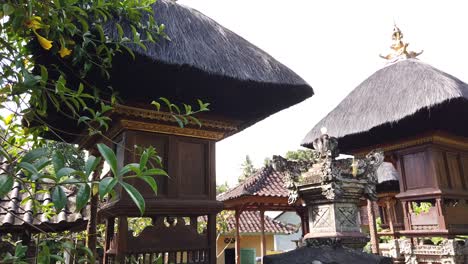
[38,0,312,142]
[302,59,468,151]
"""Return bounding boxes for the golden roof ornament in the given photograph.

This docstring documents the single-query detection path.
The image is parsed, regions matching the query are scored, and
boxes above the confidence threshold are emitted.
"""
[380,25,423,62]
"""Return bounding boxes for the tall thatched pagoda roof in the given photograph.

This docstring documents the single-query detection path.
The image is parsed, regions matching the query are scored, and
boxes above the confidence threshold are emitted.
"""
[301,59,468,152]
[39,0,312,142]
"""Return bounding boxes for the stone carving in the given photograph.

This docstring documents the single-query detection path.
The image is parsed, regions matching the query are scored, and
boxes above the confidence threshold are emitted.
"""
[272,133,383,204]
[272,155,315,204]
[337,207,358,228]
[311,207,331,228]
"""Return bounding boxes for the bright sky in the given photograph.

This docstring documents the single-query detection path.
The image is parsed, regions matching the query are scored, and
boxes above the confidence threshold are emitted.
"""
[178,0,468,187]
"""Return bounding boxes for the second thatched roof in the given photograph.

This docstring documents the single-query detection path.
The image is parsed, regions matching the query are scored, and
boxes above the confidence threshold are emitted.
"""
[302,59,468,151]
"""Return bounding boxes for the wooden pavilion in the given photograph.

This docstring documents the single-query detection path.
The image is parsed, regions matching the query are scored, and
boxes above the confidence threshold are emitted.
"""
[301,26,468,263]
[218,165,310,264]
[31,0,313,263]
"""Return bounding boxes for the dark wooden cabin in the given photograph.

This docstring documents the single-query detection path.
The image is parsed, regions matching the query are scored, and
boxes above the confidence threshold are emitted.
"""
[31,0,313,263]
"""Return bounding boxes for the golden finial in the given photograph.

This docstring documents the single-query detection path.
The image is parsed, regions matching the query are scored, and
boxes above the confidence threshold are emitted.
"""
[380,24,423,61]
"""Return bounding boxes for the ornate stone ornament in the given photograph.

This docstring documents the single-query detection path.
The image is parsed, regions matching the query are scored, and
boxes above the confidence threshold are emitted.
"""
[272,132,384,249]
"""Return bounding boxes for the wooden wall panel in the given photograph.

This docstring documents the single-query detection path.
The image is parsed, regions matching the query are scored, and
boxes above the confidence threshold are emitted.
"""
[131,131,170,198]
[433,150,449,189]
[177,140,208,198]
[446,152,465,190]
[402,152,432,190]
[461,155,468,191]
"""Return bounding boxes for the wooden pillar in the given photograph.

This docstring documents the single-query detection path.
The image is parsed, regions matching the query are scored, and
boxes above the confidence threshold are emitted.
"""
[436,198,447,230]
[402,201,411,231]
[296,208,309,237]
[115,217,128,264]
[103,217,115,264]
[367,199,379,254]
[260,210,266,263]
[235,210,241,264]
[385,200,395,237]
[208,213,217,264]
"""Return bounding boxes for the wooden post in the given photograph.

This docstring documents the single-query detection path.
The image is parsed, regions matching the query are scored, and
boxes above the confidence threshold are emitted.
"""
[260,210,266,263]
[235,210,241,264]
[115,217,128,264]
[86,160,103,263]
[103,217,115,264]
[367,199,379,254]
[436,198,447,230]
[385,200,395,237]
[208,213,217,264]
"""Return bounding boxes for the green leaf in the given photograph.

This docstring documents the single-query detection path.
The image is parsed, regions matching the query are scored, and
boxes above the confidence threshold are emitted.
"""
[0,174,13,197]
[141,175,157,195]
[120,163,140,176]
[76,184,90,212]
[38,244,51,264]
[144,168,168,176]
[2,4,14,16]
[18,162,38,175]
[140,151,149,171]
[50,255,65,263]
[116,23,124,41]
[98,177,117,200]
[22,148,47,163]
[95,24,105,42]
[97,143,117,176]
[121,182,145,215]
[52,186,67,211]
[56,167,75,180]
[151,101,161,111]
[52,152,65,173]
[85,156,101,178]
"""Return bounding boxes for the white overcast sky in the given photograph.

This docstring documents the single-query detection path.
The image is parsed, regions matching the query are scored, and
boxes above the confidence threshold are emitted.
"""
[177,0,468,187]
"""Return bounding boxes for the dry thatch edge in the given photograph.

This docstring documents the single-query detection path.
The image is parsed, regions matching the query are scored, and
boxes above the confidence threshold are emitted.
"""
[302,59,468,146]
[106,0,310,87]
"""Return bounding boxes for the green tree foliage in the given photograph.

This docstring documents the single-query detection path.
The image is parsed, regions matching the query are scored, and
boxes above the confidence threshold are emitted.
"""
[285,148,316,162]
[238,155,257,183]
[216,181,229,195]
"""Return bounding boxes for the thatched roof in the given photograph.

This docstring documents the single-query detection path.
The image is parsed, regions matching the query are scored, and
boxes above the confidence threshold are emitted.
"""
[37,0,312,142]
[302,59,468,151]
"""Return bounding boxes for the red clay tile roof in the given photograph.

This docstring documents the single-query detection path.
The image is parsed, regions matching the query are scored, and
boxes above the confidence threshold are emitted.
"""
[225,211,296,234]
[0,180,89,233]
[218,166,288,201]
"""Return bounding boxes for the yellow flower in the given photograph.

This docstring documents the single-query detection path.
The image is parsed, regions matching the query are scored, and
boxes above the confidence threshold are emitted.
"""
[34,30,53,50]
[26,16,43,30]
[59,46,72,58]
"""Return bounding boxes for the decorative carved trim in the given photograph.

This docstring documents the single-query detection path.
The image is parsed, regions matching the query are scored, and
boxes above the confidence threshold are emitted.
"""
[353,132,468,156]
[120,120,225,140]
[113,104,239,132]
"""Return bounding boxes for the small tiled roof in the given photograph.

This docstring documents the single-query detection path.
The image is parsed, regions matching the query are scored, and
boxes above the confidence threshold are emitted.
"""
[226,211,296,234]
[0,180,88,233]
[218,166,288,201]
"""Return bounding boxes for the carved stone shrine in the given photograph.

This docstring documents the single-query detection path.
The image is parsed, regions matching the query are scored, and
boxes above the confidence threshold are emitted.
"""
[268,133,391,263]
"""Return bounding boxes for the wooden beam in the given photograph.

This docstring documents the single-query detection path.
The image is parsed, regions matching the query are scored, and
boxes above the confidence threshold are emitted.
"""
[367,199,379,255]
[235,209,241,264]
[260,210,266,264]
